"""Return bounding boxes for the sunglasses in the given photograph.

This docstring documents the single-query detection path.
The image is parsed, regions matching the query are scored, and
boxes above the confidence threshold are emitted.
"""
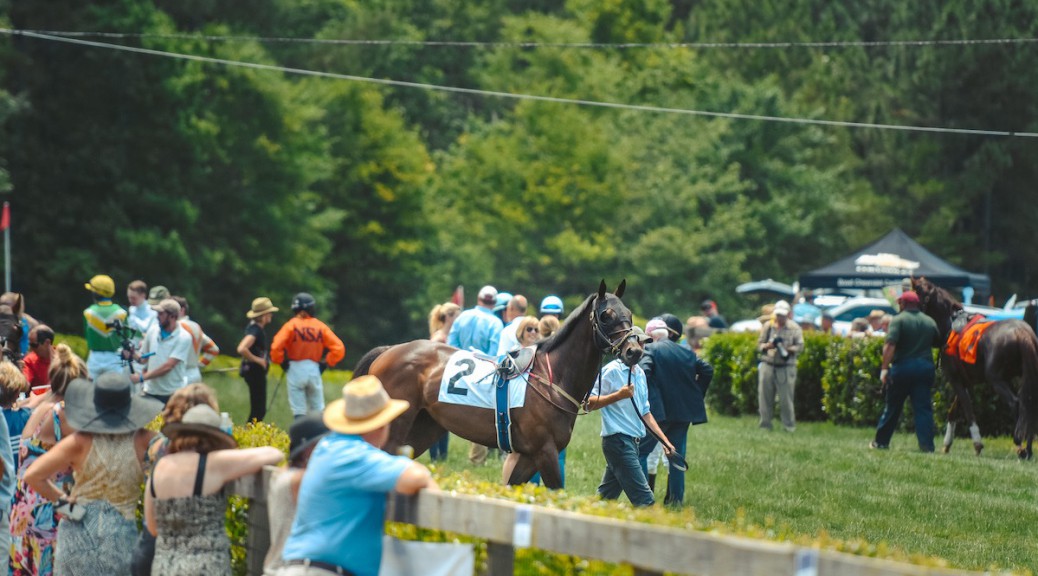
[525,327,539,333]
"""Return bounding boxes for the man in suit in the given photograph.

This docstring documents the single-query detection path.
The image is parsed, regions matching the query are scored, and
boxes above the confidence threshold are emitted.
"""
[637,313,713,506]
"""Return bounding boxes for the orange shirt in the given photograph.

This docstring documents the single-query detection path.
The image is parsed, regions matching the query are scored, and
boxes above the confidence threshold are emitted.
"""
[270,315,346,367]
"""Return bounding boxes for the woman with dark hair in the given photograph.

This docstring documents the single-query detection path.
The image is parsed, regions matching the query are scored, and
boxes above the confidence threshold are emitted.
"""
[25,372,164,574]
[9,344,82,576]
[145,404,282,575]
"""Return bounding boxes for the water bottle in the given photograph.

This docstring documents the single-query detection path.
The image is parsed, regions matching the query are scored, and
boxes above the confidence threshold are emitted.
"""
[220,412,233,436]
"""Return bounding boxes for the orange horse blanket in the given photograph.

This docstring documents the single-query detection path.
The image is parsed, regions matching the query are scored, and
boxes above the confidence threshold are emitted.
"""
[944,316,993,365]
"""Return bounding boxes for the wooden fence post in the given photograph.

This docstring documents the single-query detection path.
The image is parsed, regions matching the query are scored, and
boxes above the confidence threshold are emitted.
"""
[486,541,515,576]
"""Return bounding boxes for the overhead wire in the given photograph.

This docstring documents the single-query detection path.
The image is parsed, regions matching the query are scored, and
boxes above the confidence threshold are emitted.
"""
[10,28,1038,50]
[1,28,1036,138]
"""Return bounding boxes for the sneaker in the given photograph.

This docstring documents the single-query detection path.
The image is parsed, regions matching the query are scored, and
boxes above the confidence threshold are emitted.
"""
[868,441,888,450]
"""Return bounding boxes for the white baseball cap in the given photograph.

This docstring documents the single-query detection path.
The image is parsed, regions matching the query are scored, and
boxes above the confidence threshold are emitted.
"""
[773,300,791,316]
[477,285,498,305]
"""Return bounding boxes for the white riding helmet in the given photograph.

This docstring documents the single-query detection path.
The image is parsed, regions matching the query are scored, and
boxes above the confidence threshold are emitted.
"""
[540,295,564,315]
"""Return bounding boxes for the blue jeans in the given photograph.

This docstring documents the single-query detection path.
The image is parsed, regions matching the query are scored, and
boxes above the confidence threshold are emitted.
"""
[639,421,690,505]
[599,434,654,507]
[874,356,935,451]
[428,432,450,461]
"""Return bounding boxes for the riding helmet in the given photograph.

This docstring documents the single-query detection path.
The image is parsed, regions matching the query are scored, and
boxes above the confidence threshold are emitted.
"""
[540,295,564,316]
[291,292,317,314]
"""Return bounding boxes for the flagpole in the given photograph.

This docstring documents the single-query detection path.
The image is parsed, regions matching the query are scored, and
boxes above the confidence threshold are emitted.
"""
[3,202,9,293]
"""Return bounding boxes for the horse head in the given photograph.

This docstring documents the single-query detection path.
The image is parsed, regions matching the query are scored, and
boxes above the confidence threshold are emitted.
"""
[912,276,960,339]
[591,279,643,366]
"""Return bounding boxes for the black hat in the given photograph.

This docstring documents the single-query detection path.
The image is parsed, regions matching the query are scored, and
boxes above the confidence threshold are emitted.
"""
[65,373,164,434]
[659,313,683,342]
[289,412,330,463]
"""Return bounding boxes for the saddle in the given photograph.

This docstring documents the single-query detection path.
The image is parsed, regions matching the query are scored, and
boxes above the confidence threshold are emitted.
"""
[945,312,991,365]
[498,346,536,380]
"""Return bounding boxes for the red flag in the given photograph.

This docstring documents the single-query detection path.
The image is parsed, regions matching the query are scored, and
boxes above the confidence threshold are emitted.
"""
[451,285,464,308]
[0,202,9,232]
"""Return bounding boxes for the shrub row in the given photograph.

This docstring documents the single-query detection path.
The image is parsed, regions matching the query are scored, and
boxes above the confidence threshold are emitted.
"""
[701,332,1014,436]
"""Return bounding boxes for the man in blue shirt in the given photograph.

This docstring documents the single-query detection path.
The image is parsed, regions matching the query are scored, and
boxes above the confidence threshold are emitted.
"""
[448,285,504,465]
[282,375,437,576]
[587,328,675,507]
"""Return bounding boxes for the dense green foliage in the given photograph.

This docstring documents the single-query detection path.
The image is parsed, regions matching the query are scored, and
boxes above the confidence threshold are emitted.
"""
[3,1,1038,359]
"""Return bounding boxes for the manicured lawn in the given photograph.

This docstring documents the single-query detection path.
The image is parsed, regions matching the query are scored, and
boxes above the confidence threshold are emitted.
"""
[204,361,1036,573]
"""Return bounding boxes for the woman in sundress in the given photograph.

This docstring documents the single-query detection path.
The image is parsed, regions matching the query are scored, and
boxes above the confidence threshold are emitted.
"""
[9,344,83,576]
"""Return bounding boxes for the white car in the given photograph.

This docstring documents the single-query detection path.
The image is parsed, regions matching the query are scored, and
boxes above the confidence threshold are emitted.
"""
[817,297,897,336]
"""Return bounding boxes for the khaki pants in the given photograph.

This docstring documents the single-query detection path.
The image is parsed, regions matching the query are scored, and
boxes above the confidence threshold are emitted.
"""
[759,362,797,431]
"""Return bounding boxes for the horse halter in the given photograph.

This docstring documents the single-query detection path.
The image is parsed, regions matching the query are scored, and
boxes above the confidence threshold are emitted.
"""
[588,295,636,357]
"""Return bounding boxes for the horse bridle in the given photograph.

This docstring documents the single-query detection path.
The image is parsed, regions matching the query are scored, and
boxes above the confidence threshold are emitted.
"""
[526,295,638,415]
[588,295,636,356]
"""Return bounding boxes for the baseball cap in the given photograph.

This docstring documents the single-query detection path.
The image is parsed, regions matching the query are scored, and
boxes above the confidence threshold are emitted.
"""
[150,298,181,316]
[898,291,920,305]
[773,300,791,316]
[493,292,513,313]
[148,285,171,305]
[478,285,498,305]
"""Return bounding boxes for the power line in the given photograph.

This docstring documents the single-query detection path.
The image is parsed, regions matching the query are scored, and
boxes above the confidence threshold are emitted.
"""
[10,28,1038,50]
[2,28,1037,139]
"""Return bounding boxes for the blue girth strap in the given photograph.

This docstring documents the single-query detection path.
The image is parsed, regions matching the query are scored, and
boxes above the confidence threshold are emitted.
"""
[495,372,514,453]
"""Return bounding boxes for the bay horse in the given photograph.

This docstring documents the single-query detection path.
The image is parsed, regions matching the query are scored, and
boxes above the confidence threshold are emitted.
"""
[359,280,643,488]
[912,277,1038,457]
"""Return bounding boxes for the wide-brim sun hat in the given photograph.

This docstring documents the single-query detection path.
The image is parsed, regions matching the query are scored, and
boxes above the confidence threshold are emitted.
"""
[147,285,170,306]
[162,404,238,451]
[65,373,164,434]
[629,326,652,344]
[246,297,279,319]
[324,375,410,435]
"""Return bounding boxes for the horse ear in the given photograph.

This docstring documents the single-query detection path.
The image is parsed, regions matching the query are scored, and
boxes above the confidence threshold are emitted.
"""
[598,280,607,299]
[614,279,626,298]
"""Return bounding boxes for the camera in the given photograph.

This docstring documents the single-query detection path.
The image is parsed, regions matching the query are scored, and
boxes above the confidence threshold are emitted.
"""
[106,319,138,372]
[771,336,790,360]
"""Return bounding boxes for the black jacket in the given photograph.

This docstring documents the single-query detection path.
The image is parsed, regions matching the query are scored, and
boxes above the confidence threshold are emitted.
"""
[639,340,713,425]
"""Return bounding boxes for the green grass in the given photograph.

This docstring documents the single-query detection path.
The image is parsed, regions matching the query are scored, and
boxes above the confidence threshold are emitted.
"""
[203,360,1036,573]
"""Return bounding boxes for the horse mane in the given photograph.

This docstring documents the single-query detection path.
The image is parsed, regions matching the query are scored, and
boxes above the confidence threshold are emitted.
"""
[537,293,595,355]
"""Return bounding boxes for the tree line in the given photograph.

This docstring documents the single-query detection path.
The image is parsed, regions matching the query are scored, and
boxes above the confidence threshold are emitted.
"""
[2,0,1037,357]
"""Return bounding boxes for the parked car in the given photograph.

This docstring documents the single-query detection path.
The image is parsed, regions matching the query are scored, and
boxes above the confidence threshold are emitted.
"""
[816,297,897,336]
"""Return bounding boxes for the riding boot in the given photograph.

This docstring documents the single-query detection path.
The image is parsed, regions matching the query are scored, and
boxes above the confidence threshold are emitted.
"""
[648,474,656,492]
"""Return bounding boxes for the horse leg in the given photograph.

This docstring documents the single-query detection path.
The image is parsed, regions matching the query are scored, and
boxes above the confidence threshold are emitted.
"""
[949,377,984,455]
[988,377,1030,459]
[503,452,539,485]
[531,446,563,489]
[403,411,448,459]
[942,397,958,454]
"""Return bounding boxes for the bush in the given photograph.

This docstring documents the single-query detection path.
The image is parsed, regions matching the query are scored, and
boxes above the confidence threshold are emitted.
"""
[702,332,760,417]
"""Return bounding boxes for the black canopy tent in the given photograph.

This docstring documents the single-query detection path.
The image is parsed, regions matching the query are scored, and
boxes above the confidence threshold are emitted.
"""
[798,229,990,297]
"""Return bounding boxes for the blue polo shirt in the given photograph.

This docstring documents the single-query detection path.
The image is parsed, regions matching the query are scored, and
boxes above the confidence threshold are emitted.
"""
[592,360,649,438]
[282,433,411,576]
[447,305,503,354]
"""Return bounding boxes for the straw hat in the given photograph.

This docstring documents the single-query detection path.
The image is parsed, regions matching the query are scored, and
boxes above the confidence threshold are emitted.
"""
[147,285,171,306]
[64,373,163,434]
[161,404,238,451]
[246,297,279,319]
[323,375,410,435]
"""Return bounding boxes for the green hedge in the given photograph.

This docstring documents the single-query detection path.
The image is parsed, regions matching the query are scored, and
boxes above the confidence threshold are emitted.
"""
[701,332,1015,436]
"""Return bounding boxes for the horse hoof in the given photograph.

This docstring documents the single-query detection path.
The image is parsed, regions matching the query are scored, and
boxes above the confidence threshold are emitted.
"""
[973,443,984,456]
[941,445,951,454]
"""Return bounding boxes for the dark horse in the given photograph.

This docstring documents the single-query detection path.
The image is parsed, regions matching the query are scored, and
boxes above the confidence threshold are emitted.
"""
[912,277,1038,457]
[358,280,643,488]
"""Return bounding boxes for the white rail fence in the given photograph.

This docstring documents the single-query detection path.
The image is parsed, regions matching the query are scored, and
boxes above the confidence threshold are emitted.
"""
[229,468,981,576]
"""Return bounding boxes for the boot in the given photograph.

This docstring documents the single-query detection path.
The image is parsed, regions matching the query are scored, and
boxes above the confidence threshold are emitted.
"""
[648,474,656,492]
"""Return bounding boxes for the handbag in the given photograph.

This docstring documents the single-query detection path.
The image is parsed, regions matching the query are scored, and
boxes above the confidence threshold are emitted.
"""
[378,536,473,576]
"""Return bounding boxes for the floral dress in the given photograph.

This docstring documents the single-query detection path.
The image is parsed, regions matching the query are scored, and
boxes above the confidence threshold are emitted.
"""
[9,403,74,576]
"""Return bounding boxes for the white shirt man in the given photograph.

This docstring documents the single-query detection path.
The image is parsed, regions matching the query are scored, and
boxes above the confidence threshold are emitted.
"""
[136,298,193,401]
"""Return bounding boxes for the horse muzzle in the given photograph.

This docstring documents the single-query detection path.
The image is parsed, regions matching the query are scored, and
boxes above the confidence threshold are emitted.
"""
[620,344,644,366]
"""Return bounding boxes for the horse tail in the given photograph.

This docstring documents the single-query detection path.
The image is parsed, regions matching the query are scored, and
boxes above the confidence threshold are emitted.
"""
[1017,328,1038,441]
[352,345,392,378]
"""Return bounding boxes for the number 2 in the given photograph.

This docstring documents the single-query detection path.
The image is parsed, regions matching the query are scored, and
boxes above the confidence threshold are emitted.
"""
[447,358,475,395]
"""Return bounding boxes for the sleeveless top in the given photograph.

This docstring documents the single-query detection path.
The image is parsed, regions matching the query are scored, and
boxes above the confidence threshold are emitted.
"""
[151,453,232,575]
[71,432,143,520]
